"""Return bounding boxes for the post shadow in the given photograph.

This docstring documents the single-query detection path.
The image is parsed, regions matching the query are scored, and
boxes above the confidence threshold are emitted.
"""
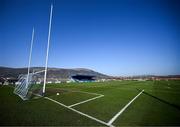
[136,88,180,111]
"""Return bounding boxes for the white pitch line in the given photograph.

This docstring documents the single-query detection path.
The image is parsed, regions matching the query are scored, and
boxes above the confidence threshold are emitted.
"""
[68,95,104,108]
[45,97,114,127]
[107,90,144,126]
[49,88,103,96]
[71,90,103,96]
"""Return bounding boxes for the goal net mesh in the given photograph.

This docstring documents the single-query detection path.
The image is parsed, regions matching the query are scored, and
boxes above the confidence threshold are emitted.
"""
[14,72,44,100]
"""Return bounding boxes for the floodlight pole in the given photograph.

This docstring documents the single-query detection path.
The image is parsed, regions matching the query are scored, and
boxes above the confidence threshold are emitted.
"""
[43,4,53,95]
[26,28,34,88]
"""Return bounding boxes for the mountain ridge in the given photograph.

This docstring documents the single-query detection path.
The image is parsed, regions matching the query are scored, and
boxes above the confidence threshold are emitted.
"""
[0,66,111,80]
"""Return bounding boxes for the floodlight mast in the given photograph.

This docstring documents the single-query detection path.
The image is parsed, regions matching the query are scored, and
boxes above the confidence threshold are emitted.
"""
[43,4,53,95]
[26,28,34,88]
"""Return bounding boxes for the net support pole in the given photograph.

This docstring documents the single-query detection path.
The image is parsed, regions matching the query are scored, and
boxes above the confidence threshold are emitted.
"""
[26,27,34,88]
[43,4,53,95]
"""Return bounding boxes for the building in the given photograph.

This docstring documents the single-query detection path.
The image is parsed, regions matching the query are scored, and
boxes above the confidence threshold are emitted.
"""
[71,75,96,82]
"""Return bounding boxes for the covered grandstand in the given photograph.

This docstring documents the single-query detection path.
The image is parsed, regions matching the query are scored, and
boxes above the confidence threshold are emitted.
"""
[71,75,95,82]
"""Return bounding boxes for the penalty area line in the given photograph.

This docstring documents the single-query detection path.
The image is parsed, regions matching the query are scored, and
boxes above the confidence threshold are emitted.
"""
[68,95,104,108]
[107,90,144,126]
[44,97,114,127]
[71,90,103,96]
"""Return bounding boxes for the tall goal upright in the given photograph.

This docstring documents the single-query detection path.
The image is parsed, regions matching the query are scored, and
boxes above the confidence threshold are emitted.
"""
[43,4,53,96]
[26,28,34,89]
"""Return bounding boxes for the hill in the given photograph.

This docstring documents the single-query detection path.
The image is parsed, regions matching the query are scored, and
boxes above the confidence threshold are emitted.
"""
[0,67,111,80]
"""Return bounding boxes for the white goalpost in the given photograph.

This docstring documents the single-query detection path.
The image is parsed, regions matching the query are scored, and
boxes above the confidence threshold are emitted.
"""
[14,4,54,100]
[26,28,34,89]
[43,4,53,96]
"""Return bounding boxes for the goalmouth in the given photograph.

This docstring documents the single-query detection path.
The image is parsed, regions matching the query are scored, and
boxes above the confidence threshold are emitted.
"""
[14,4,53,100]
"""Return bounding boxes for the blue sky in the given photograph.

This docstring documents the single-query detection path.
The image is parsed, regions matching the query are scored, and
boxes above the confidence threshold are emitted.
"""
[0,0,180,76]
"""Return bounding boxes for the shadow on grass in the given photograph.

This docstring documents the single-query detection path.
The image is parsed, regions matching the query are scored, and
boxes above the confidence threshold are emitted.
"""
[136,89,180,111]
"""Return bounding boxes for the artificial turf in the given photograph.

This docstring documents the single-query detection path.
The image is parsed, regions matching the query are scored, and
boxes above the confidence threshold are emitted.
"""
[0,80,180,126]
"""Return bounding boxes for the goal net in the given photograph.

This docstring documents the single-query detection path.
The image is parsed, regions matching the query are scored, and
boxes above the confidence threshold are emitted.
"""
[14,4,53,100]
[14,71,44,100]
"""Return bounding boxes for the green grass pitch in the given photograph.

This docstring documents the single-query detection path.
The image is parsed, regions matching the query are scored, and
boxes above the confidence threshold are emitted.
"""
[0,80,180,126]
